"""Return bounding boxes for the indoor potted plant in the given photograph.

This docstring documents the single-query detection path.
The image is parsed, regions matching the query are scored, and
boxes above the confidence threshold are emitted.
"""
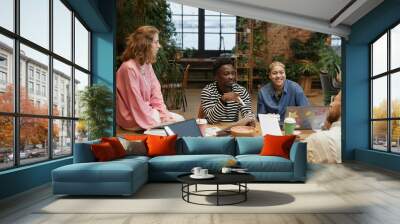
[79,84,113,140]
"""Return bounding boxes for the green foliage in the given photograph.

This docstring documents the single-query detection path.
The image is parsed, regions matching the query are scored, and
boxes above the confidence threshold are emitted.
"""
[289,33,335,79]
[296,60,319,77]
[237,17,247,31]
[79,84,113,140]
[183,47,196,58]
[317,45,341,77]
[291,33,328,61]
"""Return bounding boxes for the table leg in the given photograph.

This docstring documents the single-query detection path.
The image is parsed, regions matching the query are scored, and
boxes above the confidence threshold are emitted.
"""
[217,184,219,206]
[245,183,247,201]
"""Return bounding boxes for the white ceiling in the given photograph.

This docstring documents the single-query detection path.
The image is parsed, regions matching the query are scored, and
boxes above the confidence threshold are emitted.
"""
[170,0,384,38]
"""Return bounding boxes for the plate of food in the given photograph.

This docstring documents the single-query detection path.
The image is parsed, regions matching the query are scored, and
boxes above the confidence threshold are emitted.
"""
[230,126,256,137]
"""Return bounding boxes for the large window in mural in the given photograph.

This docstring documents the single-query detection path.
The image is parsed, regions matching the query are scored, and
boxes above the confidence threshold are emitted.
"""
[370,23,400,153]
[0,0,91,170]
[169,1,236,53]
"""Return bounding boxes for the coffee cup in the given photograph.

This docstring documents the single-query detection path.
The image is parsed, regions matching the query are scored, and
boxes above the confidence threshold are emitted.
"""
[191,167,202,176]
[284,117,296,135]
[221,167,232,174]
[196,119,208,136]
[200,169,208,176]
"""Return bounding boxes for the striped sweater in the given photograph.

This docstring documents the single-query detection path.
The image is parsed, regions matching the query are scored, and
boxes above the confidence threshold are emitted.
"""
[201,82,255,124]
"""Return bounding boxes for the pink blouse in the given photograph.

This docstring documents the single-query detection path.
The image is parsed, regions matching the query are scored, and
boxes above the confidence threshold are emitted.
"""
[116,59,169,130]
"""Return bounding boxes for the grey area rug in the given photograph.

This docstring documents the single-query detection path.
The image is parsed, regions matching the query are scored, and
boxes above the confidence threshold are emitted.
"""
[38,183,362,214]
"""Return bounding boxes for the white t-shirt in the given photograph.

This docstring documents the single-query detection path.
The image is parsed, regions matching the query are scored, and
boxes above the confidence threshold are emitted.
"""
[305,120,341,163]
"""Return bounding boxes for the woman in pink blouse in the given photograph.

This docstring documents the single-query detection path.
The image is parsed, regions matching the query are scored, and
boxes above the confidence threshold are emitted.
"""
[116,26,184,130]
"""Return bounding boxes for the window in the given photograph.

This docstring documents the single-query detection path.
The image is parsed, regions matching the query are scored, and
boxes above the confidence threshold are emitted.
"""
[370,23,400,153]
[169,1,236,55]
[28,81,34,94]
[35,83,41,95]
[170,2,199,49]
[28,67,34,80]
[35,70,41,81]
[53,59,72,117]
[204,10,236,50]
[0,0,91,170]
[20,0,49,49]
[0,71,6,86]
[41,85,46,97]
[0,0,14,32]
[75,17,90,70]
[331,35,342,56]
[0,54,8,87]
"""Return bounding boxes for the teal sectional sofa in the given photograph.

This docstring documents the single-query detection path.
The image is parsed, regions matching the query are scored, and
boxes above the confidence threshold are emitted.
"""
[52,137,307,196]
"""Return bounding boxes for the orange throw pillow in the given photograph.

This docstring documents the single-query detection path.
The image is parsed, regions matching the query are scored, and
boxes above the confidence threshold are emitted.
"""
[124,135,148,141]
[91,142,117,161]
[101,137,126,158]
[146,135,177,157]
[260,134,296,159]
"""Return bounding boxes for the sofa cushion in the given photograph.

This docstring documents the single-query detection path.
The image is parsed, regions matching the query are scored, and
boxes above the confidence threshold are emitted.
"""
[260,135,296,159]
[148,154,235,172]
[180,137,235,155]
[147,135,177,157]
[119,138,147,156]
[101,137,127,158]
[115,155,150,163]
[236,137,263,155]
[236,155,293,172]
[123,135,148,141]
[91,142,118,161]
[52,159,146,183]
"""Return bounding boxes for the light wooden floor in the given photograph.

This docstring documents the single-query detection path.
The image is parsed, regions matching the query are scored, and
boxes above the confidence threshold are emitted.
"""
[1,162,400,224]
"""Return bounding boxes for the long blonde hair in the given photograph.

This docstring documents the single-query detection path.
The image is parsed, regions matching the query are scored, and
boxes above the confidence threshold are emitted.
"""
[121,26,159,65]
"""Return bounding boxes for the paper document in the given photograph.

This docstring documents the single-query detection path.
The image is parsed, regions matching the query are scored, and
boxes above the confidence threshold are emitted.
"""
[258,114,282,136]
[143,129,167,136]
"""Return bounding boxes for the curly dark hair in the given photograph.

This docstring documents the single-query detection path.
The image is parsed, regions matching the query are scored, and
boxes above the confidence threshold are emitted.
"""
[213,57,234,75]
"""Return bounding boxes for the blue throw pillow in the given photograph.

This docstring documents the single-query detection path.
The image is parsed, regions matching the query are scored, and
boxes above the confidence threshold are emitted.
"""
[181,137,235,155]
[236,137,263,155]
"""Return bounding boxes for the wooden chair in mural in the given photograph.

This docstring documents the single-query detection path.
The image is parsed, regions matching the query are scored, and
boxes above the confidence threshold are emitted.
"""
[162,64,190,112]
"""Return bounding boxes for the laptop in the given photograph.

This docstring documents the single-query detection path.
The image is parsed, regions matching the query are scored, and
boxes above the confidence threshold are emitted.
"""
[285,106,329,130]
[164,119,202,137]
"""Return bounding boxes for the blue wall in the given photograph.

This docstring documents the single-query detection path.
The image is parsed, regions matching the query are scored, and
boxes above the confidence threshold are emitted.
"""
[344,0,400,170]
[0,0,116,200]
[92,0,116,136]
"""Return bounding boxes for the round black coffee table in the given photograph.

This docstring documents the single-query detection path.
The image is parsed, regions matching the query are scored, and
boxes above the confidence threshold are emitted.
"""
[177,173,255,206]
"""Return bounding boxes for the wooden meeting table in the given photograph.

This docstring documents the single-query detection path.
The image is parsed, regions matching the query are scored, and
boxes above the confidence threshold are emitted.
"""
[117,122,315,141]
[209,121,314,141]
